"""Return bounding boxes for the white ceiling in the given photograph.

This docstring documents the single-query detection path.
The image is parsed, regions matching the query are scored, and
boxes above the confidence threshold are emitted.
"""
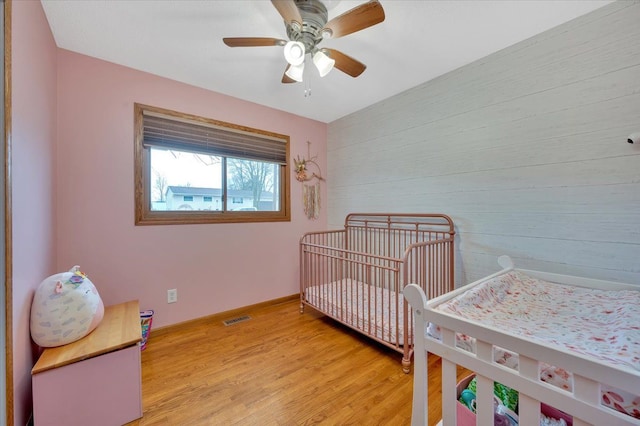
[41,0,612,123]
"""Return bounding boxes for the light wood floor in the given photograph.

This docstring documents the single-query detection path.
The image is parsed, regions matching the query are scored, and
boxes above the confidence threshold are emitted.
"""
[126,298,468,426]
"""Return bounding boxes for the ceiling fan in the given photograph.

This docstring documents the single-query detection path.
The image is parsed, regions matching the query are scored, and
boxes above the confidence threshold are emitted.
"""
[223,0,385,83]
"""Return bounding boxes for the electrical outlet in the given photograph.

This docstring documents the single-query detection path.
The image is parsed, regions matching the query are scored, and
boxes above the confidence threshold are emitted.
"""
[167,289,178,304]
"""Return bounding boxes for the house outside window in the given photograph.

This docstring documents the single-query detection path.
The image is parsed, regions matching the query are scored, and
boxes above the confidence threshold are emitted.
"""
[134,104,290,225]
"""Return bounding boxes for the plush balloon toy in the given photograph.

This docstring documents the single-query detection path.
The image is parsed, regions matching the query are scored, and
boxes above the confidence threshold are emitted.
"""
[30,266,104,347]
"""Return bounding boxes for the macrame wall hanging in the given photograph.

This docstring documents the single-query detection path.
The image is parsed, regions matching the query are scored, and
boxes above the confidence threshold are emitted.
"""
[294,141,324,220]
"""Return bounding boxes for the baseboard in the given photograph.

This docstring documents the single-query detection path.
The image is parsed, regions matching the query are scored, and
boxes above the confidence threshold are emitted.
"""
[150,293,299,338]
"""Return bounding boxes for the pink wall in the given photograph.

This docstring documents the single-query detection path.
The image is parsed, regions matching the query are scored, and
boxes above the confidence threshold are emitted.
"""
[56,50,328,329]
[11,1,58,424]
[9,5,326,422]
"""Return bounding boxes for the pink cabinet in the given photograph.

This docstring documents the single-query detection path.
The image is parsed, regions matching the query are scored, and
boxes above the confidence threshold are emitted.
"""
[32,301,143,425]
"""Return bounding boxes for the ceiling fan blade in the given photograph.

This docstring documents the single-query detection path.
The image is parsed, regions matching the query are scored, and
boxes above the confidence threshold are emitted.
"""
[322,49,366,77]
[282,65,296,84]
[322,0,385,39]
[271,0,303,28]
[223,37,287,47]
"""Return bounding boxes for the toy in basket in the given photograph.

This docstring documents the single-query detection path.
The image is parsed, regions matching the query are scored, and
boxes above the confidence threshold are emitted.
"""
[456,374,573,426]
[140,310,154,350]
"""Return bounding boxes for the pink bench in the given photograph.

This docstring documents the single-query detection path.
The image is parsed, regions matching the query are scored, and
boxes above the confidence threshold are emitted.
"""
[32,300,143,425]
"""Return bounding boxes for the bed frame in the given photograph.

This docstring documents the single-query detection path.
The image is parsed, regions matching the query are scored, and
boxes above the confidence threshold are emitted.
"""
[299,213,455,373]
[404,255,640,426]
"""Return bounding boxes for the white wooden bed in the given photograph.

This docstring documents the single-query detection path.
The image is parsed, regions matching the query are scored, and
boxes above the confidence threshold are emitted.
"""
[404,255,640,426]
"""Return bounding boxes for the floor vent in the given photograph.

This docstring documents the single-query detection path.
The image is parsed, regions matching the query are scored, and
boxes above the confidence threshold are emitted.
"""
[223,315,251,326]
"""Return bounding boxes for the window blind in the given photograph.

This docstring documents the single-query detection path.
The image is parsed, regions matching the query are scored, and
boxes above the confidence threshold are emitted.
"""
[142,111,287,164]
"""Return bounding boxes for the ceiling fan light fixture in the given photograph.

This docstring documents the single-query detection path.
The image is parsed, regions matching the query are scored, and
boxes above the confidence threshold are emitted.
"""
[285,62,305,82]
[313,50,335,77]
[283,41,306,66]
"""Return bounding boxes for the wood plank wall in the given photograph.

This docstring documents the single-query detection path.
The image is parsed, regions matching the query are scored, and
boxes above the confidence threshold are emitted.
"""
[327,1,640,286]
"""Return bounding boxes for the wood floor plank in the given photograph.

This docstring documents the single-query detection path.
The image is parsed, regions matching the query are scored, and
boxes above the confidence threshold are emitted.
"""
[126,299,469,425]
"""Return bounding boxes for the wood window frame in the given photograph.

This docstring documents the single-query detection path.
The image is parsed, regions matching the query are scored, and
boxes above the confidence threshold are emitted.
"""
[134,104,291,225]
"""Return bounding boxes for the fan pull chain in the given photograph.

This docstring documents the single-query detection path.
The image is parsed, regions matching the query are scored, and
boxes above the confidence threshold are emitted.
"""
[304,77,311,98]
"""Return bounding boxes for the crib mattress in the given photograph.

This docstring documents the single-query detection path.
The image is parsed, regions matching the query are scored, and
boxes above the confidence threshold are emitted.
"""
[305,278,405,344]
[434,269,640,372]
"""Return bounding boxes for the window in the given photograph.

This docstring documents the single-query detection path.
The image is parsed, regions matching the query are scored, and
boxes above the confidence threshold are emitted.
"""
[134,104,290,225]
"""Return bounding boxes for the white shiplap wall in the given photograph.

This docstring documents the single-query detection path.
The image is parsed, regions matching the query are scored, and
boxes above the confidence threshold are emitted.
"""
[327,1,640,286]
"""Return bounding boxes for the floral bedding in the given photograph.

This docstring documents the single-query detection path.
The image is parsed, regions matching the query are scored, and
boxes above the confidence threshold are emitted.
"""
[429,270,640,418]
[435,270,640,371]
[305,278,404,344]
